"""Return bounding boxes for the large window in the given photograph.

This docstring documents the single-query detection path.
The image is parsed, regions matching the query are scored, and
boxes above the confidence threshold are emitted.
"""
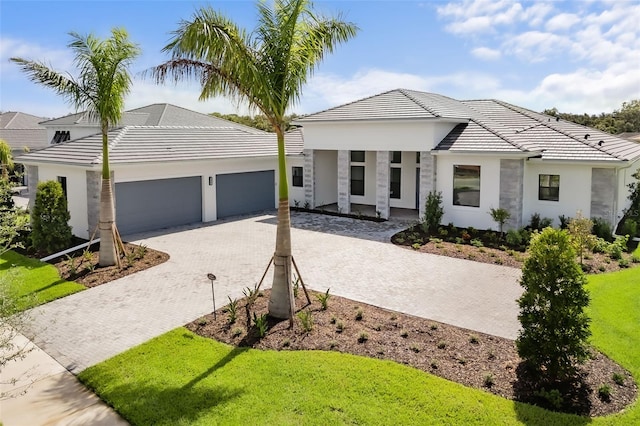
[390,168,401,199]
[453,165,480,207]
[292,166,303,187]
[351,166,365,196]
[350,151,365,163]
[539,174,559,201]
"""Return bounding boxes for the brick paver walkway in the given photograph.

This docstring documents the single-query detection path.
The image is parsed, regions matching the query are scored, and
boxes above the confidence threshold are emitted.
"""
[23,211,522,374]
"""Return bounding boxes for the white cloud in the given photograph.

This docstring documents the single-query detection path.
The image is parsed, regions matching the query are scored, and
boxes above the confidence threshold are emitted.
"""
[471,46,502,60]
[503,31,574,62]
[0,37,74,79]
[544,13,580,32]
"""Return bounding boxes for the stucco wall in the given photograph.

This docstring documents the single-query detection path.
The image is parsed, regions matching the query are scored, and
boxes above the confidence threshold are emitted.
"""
[314,150,338,207]
[301,120,458,152]
[436,154,501,230]
[523,161,593,227]
[36,165,89,238]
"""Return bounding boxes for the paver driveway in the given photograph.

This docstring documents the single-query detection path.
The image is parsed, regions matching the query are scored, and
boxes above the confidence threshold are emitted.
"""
[23,211,522,374]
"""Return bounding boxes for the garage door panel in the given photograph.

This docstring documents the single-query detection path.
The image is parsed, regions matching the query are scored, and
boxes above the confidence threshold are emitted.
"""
[216,170,275,219]
[116,177,202,234]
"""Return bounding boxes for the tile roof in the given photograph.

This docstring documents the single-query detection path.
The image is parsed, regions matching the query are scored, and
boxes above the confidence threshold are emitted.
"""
[40,104,265,134]
[17,126,303,166]
[297,88,640,163]
[0,112,48,151]
[296,89,470,121]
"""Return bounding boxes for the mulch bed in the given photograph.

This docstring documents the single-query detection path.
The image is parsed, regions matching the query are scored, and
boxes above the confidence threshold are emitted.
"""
[187,288,637,417]
[51,242,169,288]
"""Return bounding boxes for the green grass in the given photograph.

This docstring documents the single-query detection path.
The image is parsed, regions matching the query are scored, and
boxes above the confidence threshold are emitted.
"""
[586,267,640,425]
[79,267,640,425]
[0,250,85,311]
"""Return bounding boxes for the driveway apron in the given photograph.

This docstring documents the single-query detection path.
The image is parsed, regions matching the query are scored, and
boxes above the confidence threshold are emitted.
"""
[22,211,522,374]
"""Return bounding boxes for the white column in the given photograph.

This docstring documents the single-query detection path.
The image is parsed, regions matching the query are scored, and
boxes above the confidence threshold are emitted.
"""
[303,149,315,209]
[376,151,390,219]
[337,150,350,214]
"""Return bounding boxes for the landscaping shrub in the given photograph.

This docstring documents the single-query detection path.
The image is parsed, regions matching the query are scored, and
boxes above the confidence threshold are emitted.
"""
[422,191,443,234]
[558,214,571,230]
[505,229,523,247]
[516,228,591,382]
[567,212,596,265]
[30,180,72,253]
[619,168,640,237]
[488,207,510,236]
[592,217,613,241]
[0,180,29,252]
[607,235,629,260]
[529,213,553,231]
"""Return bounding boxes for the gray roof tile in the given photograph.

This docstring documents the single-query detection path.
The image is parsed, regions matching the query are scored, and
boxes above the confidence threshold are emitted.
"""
[17,126,303,166]
[40,104,266,134]
[0,112,48,151]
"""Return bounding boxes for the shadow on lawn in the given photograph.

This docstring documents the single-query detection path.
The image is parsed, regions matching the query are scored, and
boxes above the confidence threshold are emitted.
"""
[513,362,592,425]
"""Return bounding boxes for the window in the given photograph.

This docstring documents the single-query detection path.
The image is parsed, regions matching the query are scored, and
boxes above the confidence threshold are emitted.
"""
[453,165,480,207]
[57,176,67,199]
[351,166,365,196]
[292,166,303,187]
[52,130,70,144]
[390,168,401,199]
[539,174,560,201]
[391,151,402,164]
[416,152,420,164]
[350,151,365,163]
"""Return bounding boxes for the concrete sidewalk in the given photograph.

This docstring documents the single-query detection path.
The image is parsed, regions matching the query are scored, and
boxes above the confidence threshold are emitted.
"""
[0,334,127,426]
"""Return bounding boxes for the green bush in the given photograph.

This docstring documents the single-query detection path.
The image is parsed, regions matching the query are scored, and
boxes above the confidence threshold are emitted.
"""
[529,213,553,231]
[607,235,629,260]
[488,207,510,236]
[422,191,444,234]
[620,218,638,237]
[505,229,523,247]
[0,180,30,252]
[30,180,72,253]
[592,217,613,241]
[516,228,591,382]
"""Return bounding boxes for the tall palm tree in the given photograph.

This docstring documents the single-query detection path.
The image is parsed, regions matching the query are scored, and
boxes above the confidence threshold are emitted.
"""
[11,28,140,266]
[0,140,14,181]
[152,0,357,318]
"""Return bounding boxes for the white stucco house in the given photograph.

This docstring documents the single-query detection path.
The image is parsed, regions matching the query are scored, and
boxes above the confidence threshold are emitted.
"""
[295,89,640,231]
[18,105,304,238]
[17,90,640,239]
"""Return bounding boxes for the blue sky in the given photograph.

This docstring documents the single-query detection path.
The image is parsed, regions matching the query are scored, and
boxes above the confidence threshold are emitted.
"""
[1,0,639,119]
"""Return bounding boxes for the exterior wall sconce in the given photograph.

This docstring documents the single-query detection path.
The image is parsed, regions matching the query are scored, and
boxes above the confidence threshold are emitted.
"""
[208,176,213,186]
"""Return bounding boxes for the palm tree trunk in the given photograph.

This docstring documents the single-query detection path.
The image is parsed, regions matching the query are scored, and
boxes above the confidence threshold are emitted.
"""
[98,177,118,266]
[98,123,118,266]
[268,129,294,319]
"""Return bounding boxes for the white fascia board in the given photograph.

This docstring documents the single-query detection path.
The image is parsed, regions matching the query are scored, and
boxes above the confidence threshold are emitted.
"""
[431,150,535,159]
[526,157,625,167]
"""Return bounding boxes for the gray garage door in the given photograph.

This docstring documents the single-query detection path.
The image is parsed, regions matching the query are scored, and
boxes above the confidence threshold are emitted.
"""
[216,170,275,219]
[116,176,202,234]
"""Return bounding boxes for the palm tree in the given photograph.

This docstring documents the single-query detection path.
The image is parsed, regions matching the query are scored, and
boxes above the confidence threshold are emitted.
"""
[152,0,357,319]
[11,28,140,266]
[0,140,14,181]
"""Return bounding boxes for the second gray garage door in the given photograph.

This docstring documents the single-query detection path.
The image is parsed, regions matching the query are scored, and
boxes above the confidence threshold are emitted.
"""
[116,176,202,235]
[216,170,275,219]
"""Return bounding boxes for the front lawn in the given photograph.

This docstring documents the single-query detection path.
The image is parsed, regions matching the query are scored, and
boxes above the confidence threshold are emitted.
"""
[79,267,640,425]
[0,250,85,311]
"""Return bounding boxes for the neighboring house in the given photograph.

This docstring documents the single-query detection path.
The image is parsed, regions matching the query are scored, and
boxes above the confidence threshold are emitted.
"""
[295,89,640,231]
[40,103,265,145]
[0,111,48,185]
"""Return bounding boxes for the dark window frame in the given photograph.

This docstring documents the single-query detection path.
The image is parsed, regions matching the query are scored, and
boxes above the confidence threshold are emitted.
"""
[57,176,68,199]
[390,167,401,199]
[292,166,303,187]
[350,165,365,196]
[538,174,560,201]
[391,151,402,164]
[453,165,481,207]
[350,150,365,163]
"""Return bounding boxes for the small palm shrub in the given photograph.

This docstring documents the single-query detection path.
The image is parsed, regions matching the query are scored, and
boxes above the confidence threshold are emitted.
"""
[315,288,330,310]
[297,310,313,333]
[252,312,269,338]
